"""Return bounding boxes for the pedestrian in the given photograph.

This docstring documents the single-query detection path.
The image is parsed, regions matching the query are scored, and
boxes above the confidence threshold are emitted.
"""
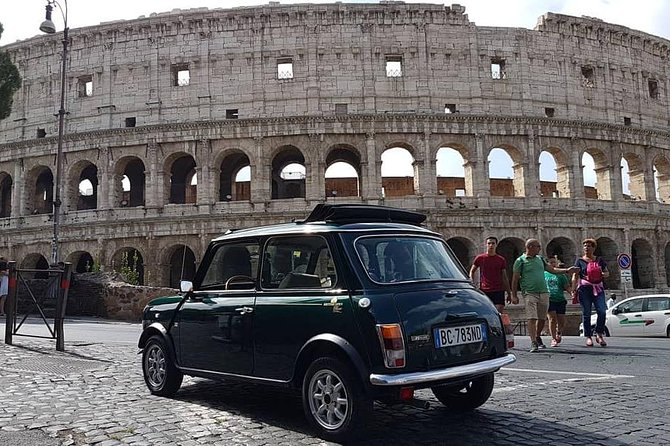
[571,238,609,347]
[606,293,617,309]
[511,239,579,352]
[0,256,8,316]
[469,236,511,313]
[544,257,572,347]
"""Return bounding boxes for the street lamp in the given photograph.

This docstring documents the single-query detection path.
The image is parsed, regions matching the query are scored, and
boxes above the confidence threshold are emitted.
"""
[39,0,68,264]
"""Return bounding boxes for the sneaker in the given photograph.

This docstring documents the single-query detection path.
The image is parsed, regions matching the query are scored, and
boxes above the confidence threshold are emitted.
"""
[585,337,593,347]
[556,333,562,344]
[550,339,558,347]
[536,337,547,349]
[529,342,539,353]
[595,334,607,347]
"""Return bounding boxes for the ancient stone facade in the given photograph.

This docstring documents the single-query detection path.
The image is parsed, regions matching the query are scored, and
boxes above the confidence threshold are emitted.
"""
[1,2,670,293]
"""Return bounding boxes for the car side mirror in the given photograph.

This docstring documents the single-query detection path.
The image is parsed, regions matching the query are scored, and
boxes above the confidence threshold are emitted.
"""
[612,307,621,315]
[180,280,193,293]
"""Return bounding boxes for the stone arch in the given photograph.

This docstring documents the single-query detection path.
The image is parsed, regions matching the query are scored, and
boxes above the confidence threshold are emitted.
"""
[217,150,251,201]
[582,148,611,200]
[381,145,416,197]
[652,155,670,203]
[631,238,654,289]
[436,146,468,197]
[446,237,476,271]
[325,145,361,198]
[111,247,145,285]
[665,242,670,287]
[20,253,50,279]
[114,156,145,207]
[67,160,99,211]
[24,165,54,215]
[539,146,570,198]
[0,171,12,217]
[487,144,524,197]
[65,250,96,273]
[165,244,197,288]
[621,152,646,201]
[546,237,577,266]
[164,152,197,204]
[271,145,306,199]
[594,237,619,289]
[497,237,525,281]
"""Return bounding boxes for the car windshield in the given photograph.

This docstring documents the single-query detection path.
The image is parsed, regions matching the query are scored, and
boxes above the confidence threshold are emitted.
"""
[354,236,467,283]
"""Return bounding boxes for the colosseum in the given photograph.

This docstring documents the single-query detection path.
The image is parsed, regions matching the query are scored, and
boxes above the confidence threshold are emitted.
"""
[1,1,670,293]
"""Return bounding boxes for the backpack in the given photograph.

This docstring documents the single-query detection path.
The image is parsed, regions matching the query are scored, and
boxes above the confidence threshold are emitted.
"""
[586,259,603,283]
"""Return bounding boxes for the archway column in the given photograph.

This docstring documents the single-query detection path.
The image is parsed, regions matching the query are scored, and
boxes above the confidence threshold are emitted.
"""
[97,148,109,209]
[417,132,436,196]
[570,141,585,199]
[146,142,161,209]
[305,160,324,201]
[472,134,490,198]
[522,135,540,198]
[251,137,269,206]
[362,132,381,201]
[11,161,22,217]
[196,139,212,207]
[596,164,618,201]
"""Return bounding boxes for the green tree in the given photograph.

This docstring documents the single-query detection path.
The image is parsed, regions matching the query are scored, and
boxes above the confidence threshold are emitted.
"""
[0,23,22,120]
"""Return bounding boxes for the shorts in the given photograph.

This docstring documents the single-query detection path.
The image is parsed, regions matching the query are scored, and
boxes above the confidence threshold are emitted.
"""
[483,290,505,306]
[523,292,549,320]
[548,300,567,315]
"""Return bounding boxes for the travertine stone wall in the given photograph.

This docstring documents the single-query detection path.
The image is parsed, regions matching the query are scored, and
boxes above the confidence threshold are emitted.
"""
[1,3,670,293]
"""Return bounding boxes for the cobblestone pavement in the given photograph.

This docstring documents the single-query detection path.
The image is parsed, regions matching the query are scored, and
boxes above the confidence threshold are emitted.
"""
[1,338,669,446]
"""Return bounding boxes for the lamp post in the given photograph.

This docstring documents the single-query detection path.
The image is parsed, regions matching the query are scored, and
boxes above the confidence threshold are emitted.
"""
[39,0,68,264]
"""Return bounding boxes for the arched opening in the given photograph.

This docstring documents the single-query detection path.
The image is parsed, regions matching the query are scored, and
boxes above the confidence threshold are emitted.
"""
[76,163,98,210]
[168,154,197,204]
[20,253,50,279]
[219,152,251,201]
[497,237,525,282]
[28,166,54,215]
[594,237,619,289]
[168,245,196,288]
[582,152,597,199]
[621,154,645,201]
[66,251,96,273]
[653,156,670,203]
[325,146,361,198]
[271,147,306,199]
[436,147,467,197]
[631,238,654,289]
[0,172,12,217]
[116,157,145,207]
[446,237,476,271]
[112,247,144,285]
[488,147,521,197]
[539,151,559,198]
[381,147,415,197]
[546,237,577,266]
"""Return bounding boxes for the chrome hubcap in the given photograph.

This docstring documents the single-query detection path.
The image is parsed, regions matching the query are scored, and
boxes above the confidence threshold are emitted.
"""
[308,369,349,430]
[145,344,166,388]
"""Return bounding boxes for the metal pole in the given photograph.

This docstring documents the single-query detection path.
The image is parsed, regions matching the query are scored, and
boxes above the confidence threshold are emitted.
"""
[51,25,68,264]
[4,262,17,345]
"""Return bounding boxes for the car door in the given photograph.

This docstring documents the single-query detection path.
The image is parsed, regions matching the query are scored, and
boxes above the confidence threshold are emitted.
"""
[610,297,645,336]
[643,296,670,336]
[178,240,259,376]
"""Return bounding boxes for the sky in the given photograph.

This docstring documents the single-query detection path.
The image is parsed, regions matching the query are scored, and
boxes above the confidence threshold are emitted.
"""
[2,0,664,193]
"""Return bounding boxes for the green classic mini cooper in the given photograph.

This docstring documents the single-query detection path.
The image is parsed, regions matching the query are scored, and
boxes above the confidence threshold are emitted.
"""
[139,204,515,441]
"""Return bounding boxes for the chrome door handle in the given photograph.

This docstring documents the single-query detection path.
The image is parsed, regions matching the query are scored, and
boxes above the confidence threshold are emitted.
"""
[235,306,254,314]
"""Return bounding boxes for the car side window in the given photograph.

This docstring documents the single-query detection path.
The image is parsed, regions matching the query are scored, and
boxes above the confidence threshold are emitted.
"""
[200,242,259,290]
[647,297,670,312]
[619,298,644,313]
[261,235,337,289]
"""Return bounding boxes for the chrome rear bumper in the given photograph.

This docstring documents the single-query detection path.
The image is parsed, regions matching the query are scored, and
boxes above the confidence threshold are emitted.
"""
[369,353,516,386]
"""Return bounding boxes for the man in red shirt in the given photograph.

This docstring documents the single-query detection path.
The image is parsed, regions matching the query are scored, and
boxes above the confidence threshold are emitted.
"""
[469,237,511,312]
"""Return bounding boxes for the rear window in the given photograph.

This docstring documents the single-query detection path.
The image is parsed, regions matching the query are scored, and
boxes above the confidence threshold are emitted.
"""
[354,236,466,283]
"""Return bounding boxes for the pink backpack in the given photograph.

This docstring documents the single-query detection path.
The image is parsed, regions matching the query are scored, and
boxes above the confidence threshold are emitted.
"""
[586,259,603,283]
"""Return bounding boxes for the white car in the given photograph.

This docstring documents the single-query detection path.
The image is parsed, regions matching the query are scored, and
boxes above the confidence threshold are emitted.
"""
[579,294,670,337]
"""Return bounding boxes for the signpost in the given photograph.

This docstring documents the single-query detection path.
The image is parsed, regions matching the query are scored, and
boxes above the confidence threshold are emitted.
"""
[617,253,632,300]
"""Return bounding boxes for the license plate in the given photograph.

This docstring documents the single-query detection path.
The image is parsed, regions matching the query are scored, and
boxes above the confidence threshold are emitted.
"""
[434,323,487,348]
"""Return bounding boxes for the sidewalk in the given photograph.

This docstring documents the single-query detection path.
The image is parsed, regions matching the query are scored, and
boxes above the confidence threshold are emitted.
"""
[1,316,141,345]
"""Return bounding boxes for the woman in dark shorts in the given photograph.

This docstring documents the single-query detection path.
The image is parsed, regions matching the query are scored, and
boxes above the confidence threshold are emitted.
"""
[544,257,571,347]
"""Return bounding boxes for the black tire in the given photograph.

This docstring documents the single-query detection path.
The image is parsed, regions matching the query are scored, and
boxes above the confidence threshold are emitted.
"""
[302,357,372,442]
[431,373,494,411]
[142,335,183,396]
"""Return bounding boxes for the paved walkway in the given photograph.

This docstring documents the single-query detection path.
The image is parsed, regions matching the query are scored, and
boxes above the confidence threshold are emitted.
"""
[1,334,668,445]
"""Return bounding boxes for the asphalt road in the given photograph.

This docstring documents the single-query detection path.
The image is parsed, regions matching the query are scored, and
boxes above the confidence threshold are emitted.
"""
[0,318,668,445]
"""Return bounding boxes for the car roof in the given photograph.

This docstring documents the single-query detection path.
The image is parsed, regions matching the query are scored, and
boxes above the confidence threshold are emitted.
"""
[619,294,670,301]
[211,221,439,242]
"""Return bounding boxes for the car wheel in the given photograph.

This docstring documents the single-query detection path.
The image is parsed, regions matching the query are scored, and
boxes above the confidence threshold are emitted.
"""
[142,335,183,396]
[302,357,371,442]
[431,373,494,411]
